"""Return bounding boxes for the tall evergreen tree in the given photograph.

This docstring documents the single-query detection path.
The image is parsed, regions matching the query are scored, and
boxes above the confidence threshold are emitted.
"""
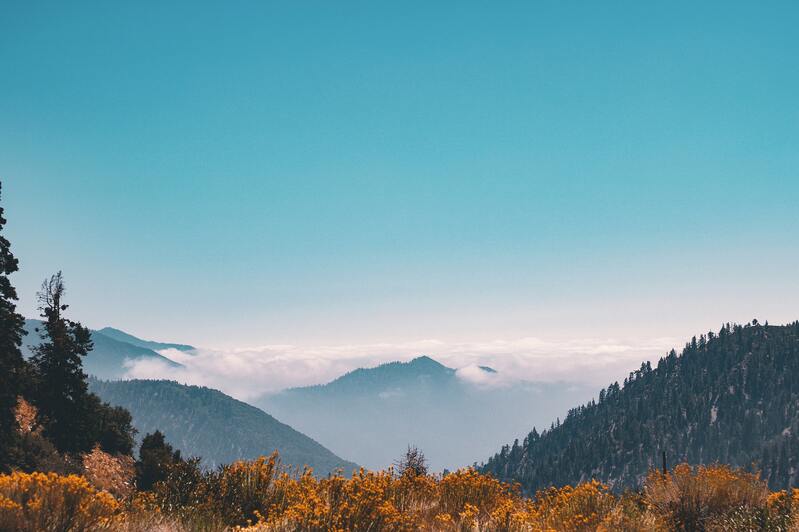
[30,272,96,454]
[91,396,135,456]
[0,182,27,471]
[136,430,183,491]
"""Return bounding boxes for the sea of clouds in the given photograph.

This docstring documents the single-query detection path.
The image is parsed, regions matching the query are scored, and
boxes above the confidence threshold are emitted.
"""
[122,336,680,402]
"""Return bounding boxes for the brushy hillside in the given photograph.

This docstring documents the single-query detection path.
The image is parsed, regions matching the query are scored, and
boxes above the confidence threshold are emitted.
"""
[482,321,799,492]
[89,379,358,475]
[3,455,799,531]
[257,356,593,471]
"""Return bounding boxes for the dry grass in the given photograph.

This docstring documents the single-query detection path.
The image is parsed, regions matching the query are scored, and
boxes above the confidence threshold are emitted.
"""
[644,463,770,530]
[82,445,136,500]
[14,398,38,435]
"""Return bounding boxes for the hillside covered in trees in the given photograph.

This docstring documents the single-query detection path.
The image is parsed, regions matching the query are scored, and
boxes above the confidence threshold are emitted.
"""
[90,378,358,475]
[482,321,799,492]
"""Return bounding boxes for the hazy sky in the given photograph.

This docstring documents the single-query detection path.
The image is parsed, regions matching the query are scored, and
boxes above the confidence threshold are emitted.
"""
[1,1,797,352]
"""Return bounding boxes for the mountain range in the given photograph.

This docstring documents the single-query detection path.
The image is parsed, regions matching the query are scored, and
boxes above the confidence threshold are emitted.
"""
[22,315,596,472]
[32,314,799,488]
[481,321,799,492]
[94,326,195,353]
[256,356,594,471]
[21,319,184,380]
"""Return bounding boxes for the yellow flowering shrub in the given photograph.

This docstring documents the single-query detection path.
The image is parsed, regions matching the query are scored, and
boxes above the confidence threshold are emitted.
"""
[264,468,422,531]
[214,454,285,526]
[0,471,118,532]
[434,468,518,529]
[243,466,617,531]
[524,480,616,532]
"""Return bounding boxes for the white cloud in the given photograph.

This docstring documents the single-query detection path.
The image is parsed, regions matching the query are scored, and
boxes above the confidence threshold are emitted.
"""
[121,336,679,402]
[454,364,506,388]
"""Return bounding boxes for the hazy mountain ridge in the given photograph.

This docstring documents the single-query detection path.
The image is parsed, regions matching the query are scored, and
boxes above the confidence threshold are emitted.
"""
[296,355,455,396]
[22,319,183,380]
[96,326,195,352]
[89,378,358,475]
[481,321,799,492]
[257,356,594,471]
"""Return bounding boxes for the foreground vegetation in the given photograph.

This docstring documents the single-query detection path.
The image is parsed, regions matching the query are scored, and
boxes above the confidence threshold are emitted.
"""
[2,452,799,531]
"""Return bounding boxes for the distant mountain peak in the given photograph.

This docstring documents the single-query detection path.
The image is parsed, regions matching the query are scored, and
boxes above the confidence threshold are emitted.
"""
[97,326,195,352]
[258,354,593,471]
[408,355,448,368]
[478,365,498,373]
[370,355,454,378]
[279,355,455,397]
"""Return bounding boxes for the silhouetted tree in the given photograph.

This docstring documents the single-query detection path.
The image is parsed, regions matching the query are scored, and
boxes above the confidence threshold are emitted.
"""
[29,273,136,456]
[0,183,27,471]
[89,394,135,455]
[136,430,183,491]
[30,272,96,453]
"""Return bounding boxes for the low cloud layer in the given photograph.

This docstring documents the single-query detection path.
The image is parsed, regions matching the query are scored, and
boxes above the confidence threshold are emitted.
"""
[122,335,680,402]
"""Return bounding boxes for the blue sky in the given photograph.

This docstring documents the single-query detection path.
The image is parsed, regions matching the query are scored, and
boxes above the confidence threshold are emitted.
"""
[1,1,797,350]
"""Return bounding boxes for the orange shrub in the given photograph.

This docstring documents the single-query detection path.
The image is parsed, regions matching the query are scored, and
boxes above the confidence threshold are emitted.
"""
[269,468,421,531]
[249,466,605,531]
[434,468,519,529]
[525,480,616,532]
[212,453,303,527]
[0,471,118,532]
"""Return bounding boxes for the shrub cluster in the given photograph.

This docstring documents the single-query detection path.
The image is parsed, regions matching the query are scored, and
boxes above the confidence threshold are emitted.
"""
[5,454,799,531]
[0,471,118,532]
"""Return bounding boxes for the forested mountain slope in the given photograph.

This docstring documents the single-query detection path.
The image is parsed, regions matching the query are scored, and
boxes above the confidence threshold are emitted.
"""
[90,378,358,475]
[482,321,799,492]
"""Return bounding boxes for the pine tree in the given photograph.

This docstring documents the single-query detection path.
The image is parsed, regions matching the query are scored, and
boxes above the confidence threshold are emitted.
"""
[30,272,95,454]
[87,392,136,455]
[136,430,183,491]
[0,182,27,471]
